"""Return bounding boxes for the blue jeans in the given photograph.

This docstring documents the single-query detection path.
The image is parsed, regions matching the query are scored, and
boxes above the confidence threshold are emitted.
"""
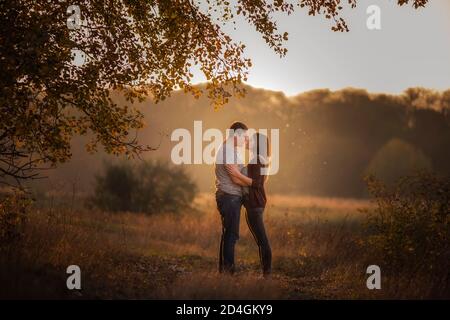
[216,192,242,274]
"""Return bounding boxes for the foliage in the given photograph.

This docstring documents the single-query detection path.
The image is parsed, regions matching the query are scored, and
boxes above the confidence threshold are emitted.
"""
[363,172,450,280]
[0,0,429,183]
[0,192,30,245]
[365,138,432,185]
[90,160,197,214]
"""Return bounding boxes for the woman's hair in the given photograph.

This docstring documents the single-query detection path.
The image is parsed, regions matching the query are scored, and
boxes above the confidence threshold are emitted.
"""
[254,132,270,180]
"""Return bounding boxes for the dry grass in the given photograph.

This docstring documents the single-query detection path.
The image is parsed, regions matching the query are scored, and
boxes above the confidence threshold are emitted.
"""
[0,193,444,299]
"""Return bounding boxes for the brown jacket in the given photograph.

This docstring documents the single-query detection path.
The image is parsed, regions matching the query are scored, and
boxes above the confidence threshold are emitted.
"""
[245,162,267,209]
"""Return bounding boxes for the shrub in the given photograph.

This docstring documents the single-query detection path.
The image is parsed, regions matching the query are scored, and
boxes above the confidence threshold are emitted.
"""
[363,172,450,291]
[90,161,197,214]
[0,192,30,245]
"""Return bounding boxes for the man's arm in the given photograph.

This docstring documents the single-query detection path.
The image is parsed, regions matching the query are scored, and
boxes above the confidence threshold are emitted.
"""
[225,164,252,187]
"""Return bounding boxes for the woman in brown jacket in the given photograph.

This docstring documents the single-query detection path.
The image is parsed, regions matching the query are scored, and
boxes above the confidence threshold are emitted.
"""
[226,132,272,277]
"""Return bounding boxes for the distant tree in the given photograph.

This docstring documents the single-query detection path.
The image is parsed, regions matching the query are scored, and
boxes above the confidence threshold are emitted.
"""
[90,161,197,214]
[0,0,429,184]
[366,138,432,185]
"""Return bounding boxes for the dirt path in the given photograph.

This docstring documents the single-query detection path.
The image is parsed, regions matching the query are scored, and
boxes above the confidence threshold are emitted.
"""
[82,253,335,300]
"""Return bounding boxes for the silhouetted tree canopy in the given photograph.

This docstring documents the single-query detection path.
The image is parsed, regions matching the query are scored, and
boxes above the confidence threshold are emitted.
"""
[0,0,429,184]
[36,85,450,198]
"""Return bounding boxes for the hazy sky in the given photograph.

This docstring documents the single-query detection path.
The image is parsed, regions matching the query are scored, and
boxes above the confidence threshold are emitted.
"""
[194,0,450,95]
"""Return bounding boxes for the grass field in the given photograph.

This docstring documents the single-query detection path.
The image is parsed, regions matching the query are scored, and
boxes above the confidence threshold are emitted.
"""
[0,193,443,299]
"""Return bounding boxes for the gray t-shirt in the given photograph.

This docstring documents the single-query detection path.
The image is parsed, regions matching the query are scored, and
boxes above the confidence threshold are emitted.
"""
[215,141,244,196]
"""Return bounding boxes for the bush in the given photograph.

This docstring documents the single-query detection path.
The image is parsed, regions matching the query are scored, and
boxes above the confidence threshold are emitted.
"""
[363,172,450,294]
[0,192,30,245]
[90,161,197,214]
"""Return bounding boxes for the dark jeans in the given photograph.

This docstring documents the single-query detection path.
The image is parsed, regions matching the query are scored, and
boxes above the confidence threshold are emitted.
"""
[245,207,272,275]
[216,192,242,274]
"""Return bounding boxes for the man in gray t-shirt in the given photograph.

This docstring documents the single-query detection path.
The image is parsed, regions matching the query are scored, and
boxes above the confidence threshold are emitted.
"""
[214,122,248,274]
[215,140,244,196]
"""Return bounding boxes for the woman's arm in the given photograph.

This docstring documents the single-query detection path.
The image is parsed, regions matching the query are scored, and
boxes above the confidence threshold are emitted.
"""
[225,164,253,186]
[251,163,265,188]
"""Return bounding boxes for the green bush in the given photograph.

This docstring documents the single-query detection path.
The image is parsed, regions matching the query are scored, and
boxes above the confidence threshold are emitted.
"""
[363,172,450,283]
[90,161,197,214]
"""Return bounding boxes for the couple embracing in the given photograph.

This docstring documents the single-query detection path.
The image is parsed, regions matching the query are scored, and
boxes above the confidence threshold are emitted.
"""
[214,122,272,278]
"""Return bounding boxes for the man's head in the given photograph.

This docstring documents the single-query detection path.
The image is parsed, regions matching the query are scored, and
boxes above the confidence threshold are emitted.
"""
[229,121,249,149]
[229,121,248,132]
